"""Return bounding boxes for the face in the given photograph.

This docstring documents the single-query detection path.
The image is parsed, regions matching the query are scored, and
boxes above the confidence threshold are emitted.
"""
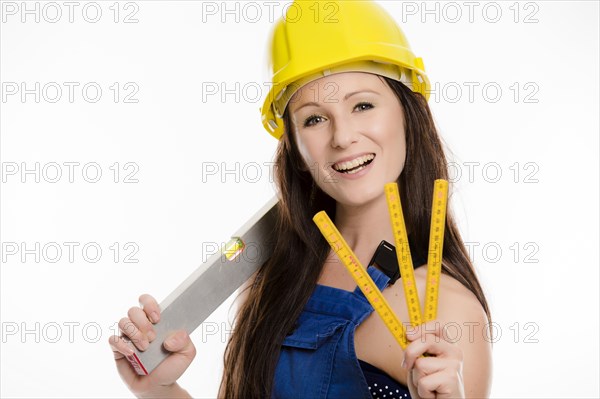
[287,72,407,207]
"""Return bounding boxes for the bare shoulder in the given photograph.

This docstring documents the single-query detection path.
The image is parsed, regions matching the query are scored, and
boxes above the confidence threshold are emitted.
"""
[434,264,494,398]
[411,262,488,324]
[437,269,487,320]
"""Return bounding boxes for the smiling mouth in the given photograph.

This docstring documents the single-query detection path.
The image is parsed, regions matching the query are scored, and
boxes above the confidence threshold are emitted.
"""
[332,154,375,174]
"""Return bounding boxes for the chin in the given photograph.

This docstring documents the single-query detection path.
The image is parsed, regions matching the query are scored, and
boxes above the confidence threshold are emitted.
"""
[334,189,381,208]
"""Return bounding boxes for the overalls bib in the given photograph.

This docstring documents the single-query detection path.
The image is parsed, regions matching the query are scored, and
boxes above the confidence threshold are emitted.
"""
[271,264,398,399]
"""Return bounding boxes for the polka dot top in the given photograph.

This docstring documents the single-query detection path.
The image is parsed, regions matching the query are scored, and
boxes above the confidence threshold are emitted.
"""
[359,358,411,399]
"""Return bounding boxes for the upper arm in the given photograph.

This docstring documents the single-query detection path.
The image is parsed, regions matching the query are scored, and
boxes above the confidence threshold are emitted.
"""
[437,273,493,398]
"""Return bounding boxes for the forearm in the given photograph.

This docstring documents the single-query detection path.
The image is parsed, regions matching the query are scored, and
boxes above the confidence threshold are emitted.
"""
[137,383,192,399]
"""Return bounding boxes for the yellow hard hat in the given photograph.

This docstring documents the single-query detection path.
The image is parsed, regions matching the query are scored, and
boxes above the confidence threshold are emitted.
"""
[260,0,431,140]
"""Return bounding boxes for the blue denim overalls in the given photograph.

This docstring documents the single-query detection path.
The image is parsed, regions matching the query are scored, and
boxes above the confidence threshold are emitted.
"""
[271,263,397,399]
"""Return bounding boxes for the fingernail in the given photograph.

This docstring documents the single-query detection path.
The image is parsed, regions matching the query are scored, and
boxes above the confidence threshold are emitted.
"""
[401,359,406,369]
[150,312,159,323]
[147,329,156,341]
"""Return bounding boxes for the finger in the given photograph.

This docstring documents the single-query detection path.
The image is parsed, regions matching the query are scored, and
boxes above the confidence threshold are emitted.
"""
[404,334,461,370]
[128,306,156,341]
[118,317,148,351]
[406,320,442,341]
[410,365,425,389]
[409,368,436,399]
[138,293,161,324]
[163,330,195,355]
[108,336,143,390]
[418,371,460,397]
[409,356,451,390]
[416,374,438,399]
[405,333,442,369]
[414,355,447,376]
[406,368,417,398]
[138,330,197,388]
[108,334,135,359]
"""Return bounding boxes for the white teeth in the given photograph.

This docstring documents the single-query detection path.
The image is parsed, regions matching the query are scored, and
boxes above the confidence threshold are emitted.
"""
[345,164,368,174]
[333,154,375,171]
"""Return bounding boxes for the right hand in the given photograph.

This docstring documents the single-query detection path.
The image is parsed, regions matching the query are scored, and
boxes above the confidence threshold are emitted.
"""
[108,294,197,397]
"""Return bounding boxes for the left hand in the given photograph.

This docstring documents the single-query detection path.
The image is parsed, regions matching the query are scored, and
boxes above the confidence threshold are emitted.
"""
[402,320,466,399]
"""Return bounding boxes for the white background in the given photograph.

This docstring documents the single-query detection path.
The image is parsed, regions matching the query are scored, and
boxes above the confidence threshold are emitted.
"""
[1,1,598,397]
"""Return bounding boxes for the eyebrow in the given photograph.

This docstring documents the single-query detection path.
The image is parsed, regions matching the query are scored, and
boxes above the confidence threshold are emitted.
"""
[292,89,380,114]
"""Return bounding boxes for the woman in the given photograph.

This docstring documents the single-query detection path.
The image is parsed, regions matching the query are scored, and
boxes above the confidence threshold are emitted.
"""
[109,2,493,398]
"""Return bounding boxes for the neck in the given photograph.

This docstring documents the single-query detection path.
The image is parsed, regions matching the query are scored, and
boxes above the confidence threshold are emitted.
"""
[333,193,410,267]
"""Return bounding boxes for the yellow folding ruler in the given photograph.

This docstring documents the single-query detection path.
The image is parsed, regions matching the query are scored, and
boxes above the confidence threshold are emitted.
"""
[312,179,448,349]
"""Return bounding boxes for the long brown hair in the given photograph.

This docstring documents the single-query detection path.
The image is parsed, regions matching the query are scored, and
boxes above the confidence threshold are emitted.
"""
[218,76,492,399]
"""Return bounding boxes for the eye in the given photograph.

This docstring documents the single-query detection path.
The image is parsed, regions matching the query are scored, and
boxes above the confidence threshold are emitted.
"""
[303,114,325,127]
[354,102,374,112]
[302,102,373,127]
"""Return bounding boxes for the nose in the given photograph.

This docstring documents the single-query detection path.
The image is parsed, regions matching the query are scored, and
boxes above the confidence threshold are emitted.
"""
[330,117,359,149]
